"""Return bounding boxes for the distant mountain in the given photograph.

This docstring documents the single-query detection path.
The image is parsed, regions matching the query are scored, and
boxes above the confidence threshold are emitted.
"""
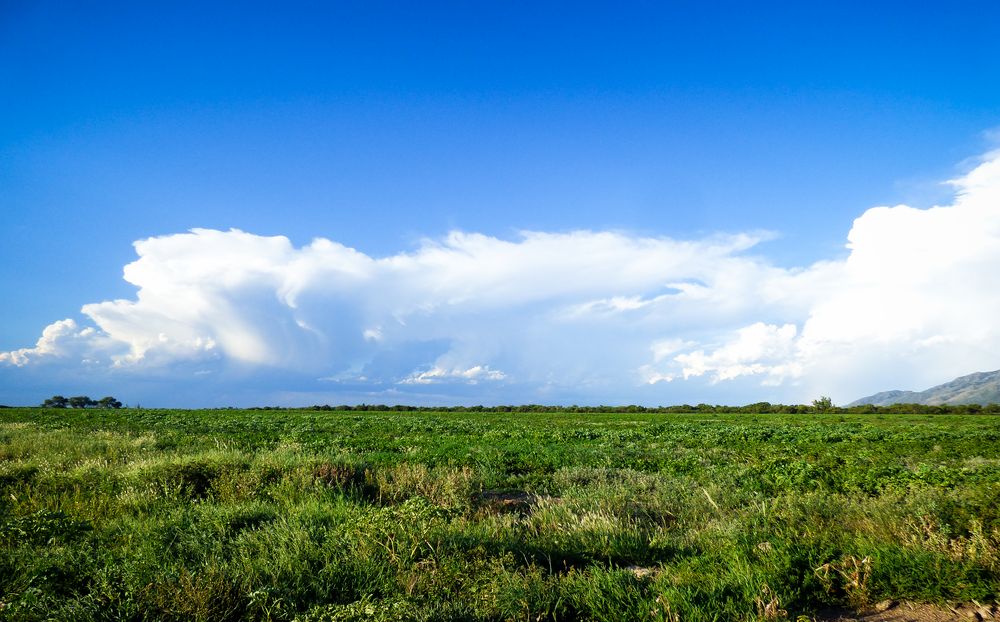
[849,370,1000,406]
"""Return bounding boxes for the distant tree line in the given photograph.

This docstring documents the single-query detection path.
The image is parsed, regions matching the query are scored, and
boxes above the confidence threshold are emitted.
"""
[240,401,1000,415]
[31,396,1000,414]
[41,395,123,409]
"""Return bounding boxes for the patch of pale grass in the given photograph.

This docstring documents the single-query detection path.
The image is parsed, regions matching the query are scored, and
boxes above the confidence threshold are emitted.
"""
[375,463,475,508]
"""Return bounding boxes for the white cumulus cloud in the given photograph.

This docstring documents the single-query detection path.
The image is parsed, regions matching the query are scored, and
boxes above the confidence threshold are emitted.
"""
[0,319,122,367]
[4,150,1000,405]
[400,365,507,385]
[672,322,800,384]
[657,150,1000,398]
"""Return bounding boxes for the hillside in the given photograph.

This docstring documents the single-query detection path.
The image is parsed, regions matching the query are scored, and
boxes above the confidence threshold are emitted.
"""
[849,369,1000,406]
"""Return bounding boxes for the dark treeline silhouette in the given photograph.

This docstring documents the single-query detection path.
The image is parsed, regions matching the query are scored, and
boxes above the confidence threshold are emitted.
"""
[237,401,1000,415]
[41,395,123,409]
[32,396,1000,414]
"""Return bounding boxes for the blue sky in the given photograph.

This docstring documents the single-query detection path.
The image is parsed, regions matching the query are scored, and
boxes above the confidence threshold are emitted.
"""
[3,2,1000,406]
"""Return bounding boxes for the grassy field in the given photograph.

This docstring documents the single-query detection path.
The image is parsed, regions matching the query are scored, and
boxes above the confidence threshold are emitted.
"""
[1,407,998,621]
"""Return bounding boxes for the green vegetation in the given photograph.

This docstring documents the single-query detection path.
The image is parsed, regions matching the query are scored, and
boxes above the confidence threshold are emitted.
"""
[1,407,998,620]
[300,401,1000,414]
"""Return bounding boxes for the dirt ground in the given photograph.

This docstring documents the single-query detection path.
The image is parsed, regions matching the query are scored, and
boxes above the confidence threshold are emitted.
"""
[816,600,998,621]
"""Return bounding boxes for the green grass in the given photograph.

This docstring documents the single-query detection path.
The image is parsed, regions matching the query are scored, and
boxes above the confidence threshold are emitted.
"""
[1,407,998,620]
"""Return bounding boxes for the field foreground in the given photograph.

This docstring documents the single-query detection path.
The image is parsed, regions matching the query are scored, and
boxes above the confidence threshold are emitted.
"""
[1,408,999,621]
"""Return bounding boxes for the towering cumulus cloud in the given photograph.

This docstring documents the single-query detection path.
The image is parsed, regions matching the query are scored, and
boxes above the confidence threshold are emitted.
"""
[4,151,1000,405]
[658,150,1000,396]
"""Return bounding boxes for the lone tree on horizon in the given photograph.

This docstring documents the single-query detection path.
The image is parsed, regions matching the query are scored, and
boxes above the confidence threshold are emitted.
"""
[812,396,833,411]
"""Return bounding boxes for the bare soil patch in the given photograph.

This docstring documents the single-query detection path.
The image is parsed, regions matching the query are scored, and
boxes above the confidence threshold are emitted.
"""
[816,601,998,621]
[474,490,540,515]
